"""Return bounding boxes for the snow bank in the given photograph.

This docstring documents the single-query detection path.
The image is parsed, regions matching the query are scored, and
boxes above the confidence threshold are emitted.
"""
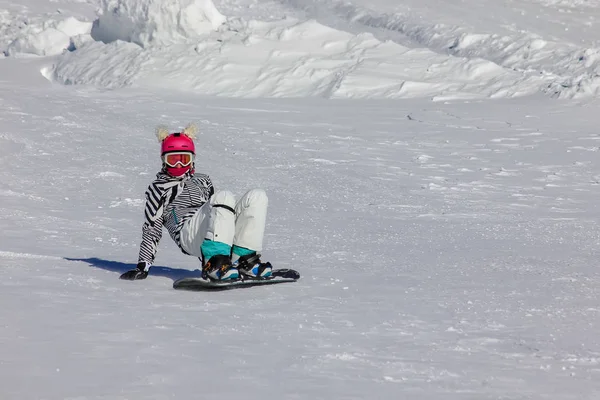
[5,16,92,56]
[52,40,145,87]
[36,0,600,99]
[51,17,544,100]
[91,0,226,47]
[283,0,600,99]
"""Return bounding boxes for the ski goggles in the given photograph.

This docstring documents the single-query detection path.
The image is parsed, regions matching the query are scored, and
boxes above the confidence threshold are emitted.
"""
[163,152,194,167]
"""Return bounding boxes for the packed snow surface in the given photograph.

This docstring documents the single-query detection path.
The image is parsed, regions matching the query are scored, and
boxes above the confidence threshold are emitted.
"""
[2,0,600,399]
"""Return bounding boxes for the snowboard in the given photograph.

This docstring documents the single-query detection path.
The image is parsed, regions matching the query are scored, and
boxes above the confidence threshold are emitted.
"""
[173,268,300,291]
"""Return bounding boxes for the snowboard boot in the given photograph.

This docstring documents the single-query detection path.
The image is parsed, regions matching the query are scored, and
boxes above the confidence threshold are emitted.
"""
[203,254,239,281]
[235,253,272,279]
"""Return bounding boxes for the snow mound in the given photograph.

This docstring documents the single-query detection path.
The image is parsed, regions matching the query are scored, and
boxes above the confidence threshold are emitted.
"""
[285,0,600,99]
[91,0,226,47]
[4,0,600,100]
[51,17,545,99]
[5,16,92,56]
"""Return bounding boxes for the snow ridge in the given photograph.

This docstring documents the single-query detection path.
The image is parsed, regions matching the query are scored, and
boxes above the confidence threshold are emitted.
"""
[4,0,600,99]
[91,0,226,47]
[44,0,551,100]
[279,0,600,99]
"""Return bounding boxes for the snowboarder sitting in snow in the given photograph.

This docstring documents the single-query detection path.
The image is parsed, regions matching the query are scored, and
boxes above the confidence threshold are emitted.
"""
[120,124,273,281]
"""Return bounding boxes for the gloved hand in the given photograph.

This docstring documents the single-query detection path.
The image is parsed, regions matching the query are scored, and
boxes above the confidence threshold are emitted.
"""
[120,262,150,280]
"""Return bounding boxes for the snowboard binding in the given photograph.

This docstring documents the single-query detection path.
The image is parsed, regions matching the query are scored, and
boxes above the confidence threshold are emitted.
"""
[202,254,239,281]
[235,253,273,279]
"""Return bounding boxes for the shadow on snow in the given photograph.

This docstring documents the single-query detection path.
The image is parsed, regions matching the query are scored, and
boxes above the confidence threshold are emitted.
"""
[65,257,202,281]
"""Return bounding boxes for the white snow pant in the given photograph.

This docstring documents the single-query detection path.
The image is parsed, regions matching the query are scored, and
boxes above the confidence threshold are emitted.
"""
[179,189,268,259]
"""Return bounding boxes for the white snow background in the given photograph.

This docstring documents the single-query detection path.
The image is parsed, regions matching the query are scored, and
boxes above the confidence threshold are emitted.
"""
[2,0,600,399]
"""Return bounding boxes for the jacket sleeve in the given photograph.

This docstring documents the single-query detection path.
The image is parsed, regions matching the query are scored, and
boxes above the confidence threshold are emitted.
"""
[201,174,214,199]
[137,185,165,267]
[137,213,163,266]
[207,177,215,198]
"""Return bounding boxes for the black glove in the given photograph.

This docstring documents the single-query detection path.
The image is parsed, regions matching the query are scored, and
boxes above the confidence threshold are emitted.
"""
[120,262,149,280]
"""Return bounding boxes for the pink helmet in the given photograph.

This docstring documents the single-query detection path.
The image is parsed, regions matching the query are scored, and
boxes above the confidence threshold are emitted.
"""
[161,132,195,155]
[160,131,196,177]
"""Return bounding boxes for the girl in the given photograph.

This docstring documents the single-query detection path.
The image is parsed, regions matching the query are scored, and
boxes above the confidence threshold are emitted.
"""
[120,124,273,281]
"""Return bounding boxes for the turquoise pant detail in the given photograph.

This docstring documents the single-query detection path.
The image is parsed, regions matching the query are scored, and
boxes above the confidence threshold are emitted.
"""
[233,245,255,257]
[201,240,231,260]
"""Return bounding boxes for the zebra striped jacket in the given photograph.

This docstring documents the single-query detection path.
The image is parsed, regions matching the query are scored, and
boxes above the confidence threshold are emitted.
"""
[137,171,214,267]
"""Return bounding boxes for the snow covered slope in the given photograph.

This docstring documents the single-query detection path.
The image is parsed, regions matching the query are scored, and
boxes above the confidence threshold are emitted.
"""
[2,0,599,99]
[3,78,600,400]
[2,0,600,399]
